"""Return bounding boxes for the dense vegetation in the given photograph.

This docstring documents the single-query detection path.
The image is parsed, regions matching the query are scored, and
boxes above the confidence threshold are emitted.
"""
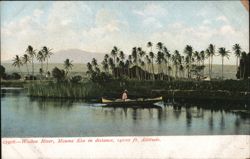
[86,42,249,81]
[1,43,249,101]
[236,52,250,79]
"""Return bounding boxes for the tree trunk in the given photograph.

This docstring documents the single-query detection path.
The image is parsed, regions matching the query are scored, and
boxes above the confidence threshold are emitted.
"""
[151,60,155,80]
[208,56,211,79]
[222,57,224,80]
[32,57,34,80]
[243,59,246,79]
[46,58,49,73]
[211,56,213,79]
[19,67,22,78]
[202,60,204,77]
[236,57,238,72]
[26,63,29,75]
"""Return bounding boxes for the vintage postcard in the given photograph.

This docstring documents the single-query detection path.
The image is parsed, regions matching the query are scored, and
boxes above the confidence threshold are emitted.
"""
[1,1,249,158]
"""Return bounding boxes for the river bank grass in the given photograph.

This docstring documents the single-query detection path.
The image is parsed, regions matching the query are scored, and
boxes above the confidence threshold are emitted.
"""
[1,79,249,101]
[11,79,247,101]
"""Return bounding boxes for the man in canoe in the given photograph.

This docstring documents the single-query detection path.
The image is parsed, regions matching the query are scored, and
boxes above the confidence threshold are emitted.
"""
[122,89,128,101]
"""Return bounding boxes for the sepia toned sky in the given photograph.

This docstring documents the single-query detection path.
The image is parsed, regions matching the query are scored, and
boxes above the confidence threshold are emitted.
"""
[1,1,249,64]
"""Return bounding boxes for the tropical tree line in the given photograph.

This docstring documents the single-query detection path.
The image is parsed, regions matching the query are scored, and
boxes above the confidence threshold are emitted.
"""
[236,51,250,79]
[86,42,248,81]
[12,45,53,79]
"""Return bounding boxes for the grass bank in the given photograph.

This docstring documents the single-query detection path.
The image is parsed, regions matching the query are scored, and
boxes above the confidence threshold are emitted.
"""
[23,79,250,102]
[27,81,104,99]
[1,80,30,87]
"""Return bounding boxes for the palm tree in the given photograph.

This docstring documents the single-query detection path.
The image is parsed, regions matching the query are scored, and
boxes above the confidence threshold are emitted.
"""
[25,45,36,78]
[22,54,30,75]
[91,58,98,69]
[184,55,190,78]
[156,42,164,52]
[119,51,125,62]
[116,57,120,76]
[200,50,205,77]
[179,64,184,78]
[108,57,115,76]
[163,47,170,75]
[207,44,216,78]
[193,51,200,65]
[147,42,153,52]
[37,50,45,76]
[145,55,151,73]
[64,58,73,76]
[12,55,23,76]
[156,51,164,79]
[140,60,146,80]
[42,46,53,73]
[218,47,230,79]
[101,58,109,73]
[232,44,241,71]
[168,66,172,77]
[86,62,93,77]
[172,50,181,78]
[104,54,109,60]
[111,46,119,66]
[132,47,139,79]
[128,55,133,78]
[240,51,247,79]
[149,51,155,80]
[124,59,130,78]
[184,45,193,78]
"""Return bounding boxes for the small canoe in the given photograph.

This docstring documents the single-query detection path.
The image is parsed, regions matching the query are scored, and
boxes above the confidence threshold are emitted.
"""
[101,96,163,107]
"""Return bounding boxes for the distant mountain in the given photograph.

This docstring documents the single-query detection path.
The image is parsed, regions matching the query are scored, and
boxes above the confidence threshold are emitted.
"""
[1,49,107,64]
[49,49,106,63]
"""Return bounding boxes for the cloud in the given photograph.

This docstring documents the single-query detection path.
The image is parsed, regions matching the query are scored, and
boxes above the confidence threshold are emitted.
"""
[219,25,236,35]
[150,21,248,64]
[33,9,44,18]
[216,15,229,23]
[133,3,167,17]
[80,9,129,52]
[202,20,211,25]
[142,17,162,29]
[133,3,167,29]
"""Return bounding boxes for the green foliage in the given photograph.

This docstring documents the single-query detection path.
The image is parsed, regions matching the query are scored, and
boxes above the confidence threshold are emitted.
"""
[2,73,21,80]
[70,75,82,83]
[236,52,250,80]
[0,65,6,78]
[28,81,104,99]
[52,67,66,81]
[90,72,113,83]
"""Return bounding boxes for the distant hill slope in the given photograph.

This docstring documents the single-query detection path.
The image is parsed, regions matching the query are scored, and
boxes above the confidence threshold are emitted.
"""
[1,63,237,79]
[50,49,106,63]
[1,49,106,64]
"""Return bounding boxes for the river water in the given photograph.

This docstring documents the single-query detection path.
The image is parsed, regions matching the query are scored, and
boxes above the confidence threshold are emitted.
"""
[1,88,249,137]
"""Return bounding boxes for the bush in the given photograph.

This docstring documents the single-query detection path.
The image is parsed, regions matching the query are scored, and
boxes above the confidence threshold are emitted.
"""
[25,75,37,80]
[70,75,82,83]
[0,65,5,78]
[52,67,66,81]
[12,73,21,80]
[2,72,21,80]
[90,72,113,83]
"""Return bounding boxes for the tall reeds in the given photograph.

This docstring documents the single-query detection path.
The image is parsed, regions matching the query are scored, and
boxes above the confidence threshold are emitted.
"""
[28,81,104,99]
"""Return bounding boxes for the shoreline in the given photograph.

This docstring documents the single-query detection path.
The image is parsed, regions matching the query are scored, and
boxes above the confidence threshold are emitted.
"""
[1,79,249,103]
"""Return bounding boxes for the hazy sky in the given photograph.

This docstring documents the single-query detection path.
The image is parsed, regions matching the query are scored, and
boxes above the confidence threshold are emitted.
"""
[1,1,249,64]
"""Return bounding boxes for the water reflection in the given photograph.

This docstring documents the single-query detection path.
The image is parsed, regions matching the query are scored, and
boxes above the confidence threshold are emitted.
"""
[186,107,192,128]
[220,111,225,130]
[1,88,250,137]
[208,111,214,132]
[30,97,74,111]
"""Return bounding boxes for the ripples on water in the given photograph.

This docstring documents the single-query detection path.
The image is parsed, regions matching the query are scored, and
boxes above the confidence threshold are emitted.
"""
[1,88,250,137]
